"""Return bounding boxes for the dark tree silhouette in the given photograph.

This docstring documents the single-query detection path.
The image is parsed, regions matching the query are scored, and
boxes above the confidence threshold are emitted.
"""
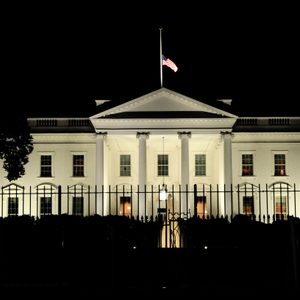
[0,115,33,181]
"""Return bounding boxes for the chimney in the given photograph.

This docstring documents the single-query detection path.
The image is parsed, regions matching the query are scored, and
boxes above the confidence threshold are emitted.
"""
[95,100,110,106]
[217,99,232,106]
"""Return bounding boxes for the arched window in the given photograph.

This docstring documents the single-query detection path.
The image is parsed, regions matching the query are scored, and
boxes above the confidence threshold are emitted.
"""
[269,182,291,220]
[68,184,88,216]
[2,183,24,217]
[35,183,57,217]
[237,183,259,216]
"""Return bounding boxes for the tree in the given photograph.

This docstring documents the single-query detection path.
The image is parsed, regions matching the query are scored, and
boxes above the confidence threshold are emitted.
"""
[0,115,33,182]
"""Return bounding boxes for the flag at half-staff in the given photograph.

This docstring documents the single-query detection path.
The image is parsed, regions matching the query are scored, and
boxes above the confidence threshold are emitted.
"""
[159,28,178,87]
[162,55,178,72]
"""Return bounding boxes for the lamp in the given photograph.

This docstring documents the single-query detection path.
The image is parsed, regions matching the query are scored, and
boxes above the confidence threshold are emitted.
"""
[159,136,168,201]
[160,185,167,201]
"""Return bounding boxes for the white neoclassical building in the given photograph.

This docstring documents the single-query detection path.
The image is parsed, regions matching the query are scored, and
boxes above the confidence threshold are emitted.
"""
[1,88,300,221]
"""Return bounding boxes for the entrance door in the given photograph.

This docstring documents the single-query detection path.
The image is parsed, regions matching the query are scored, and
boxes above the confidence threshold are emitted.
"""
[196,196,207,218]
[120,196,131,217]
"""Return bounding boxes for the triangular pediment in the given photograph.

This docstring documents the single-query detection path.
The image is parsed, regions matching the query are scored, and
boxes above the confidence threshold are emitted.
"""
[90,88,237,119]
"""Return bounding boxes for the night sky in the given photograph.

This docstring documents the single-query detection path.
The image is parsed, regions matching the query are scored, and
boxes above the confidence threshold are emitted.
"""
[2,3,299,117]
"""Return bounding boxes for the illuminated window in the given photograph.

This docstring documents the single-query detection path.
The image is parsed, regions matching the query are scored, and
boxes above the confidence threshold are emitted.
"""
[8,197,18,216]
[196,196,207,218]
[274,154,286,176]
[275,196,287,219]
[40,197,52,216]
[158,154,168,176]
[73,197,84,216]
[40,155,52,177]
[73,155,84,177]
[120,155,131,176]
[242,154,253,176]
[195,154,206,176]
[243,196,254,215]
[120,196,131,217]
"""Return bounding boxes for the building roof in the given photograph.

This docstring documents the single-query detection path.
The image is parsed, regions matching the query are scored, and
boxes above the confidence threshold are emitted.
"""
[26,88,300,133]
[91,88,237,119]
[89,88,237,133]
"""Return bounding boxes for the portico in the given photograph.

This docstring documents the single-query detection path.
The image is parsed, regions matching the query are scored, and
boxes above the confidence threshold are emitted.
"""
[90,88,237,218]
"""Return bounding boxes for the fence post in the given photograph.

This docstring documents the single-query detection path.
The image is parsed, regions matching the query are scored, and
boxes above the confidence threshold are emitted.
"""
[193,184,197,218]
[294,183,297,218]
[258,184,261,222]
[230,183,233,220]
[58,185,62,215]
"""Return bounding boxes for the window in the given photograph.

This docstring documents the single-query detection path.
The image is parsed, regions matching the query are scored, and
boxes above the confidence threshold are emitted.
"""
[158,154,168,176]
[196,196,207,218]
[40,155,52,177]
[270,182,290,220]
[120,155,131,176]
[120,196,131,217]
[275,196,287,219]
[73,155,84,177]
[8,197,18,216]
[274,154,286,176]
[242,154,253,176]
[195,154,206,176]
[73,197,84,216]
[40,197,52,216]
[243,196,254,215]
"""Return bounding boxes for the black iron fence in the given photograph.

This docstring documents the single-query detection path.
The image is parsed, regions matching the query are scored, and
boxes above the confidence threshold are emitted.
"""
[1,182,299,222]
[1,184,300,291]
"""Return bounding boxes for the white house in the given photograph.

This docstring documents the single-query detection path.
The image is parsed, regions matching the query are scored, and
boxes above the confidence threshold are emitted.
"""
[1,88,300,221]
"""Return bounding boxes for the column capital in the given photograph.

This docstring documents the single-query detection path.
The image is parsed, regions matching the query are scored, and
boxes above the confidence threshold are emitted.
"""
[220,131,232,136]
[220,131,234,139]
[96,131,107,136]
[96,132,107,140]
[136,132,150,139]
[178,131,191,139]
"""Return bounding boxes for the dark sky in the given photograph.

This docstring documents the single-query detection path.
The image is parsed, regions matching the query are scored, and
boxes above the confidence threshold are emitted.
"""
[2,3,299,117]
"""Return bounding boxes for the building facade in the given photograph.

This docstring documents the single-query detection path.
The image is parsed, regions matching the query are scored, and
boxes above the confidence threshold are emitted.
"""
[1,88,300,221]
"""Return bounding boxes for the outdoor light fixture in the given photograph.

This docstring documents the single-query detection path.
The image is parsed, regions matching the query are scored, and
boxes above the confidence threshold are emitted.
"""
[159,136,168,201]
[160,184,168,201]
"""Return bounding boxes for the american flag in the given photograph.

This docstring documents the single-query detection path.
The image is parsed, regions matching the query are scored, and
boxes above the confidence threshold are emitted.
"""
[162,55,178,72]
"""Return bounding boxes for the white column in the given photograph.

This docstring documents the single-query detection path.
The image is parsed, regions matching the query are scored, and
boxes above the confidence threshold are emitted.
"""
[178,132,191,217]
[137,132,149,220]
[222,131,233,217]
[96,132,106,215]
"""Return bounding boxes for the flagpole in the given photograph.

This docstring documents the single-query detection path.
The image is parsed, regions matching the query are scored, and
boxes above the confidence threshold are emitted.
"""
[159,28,163,88]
